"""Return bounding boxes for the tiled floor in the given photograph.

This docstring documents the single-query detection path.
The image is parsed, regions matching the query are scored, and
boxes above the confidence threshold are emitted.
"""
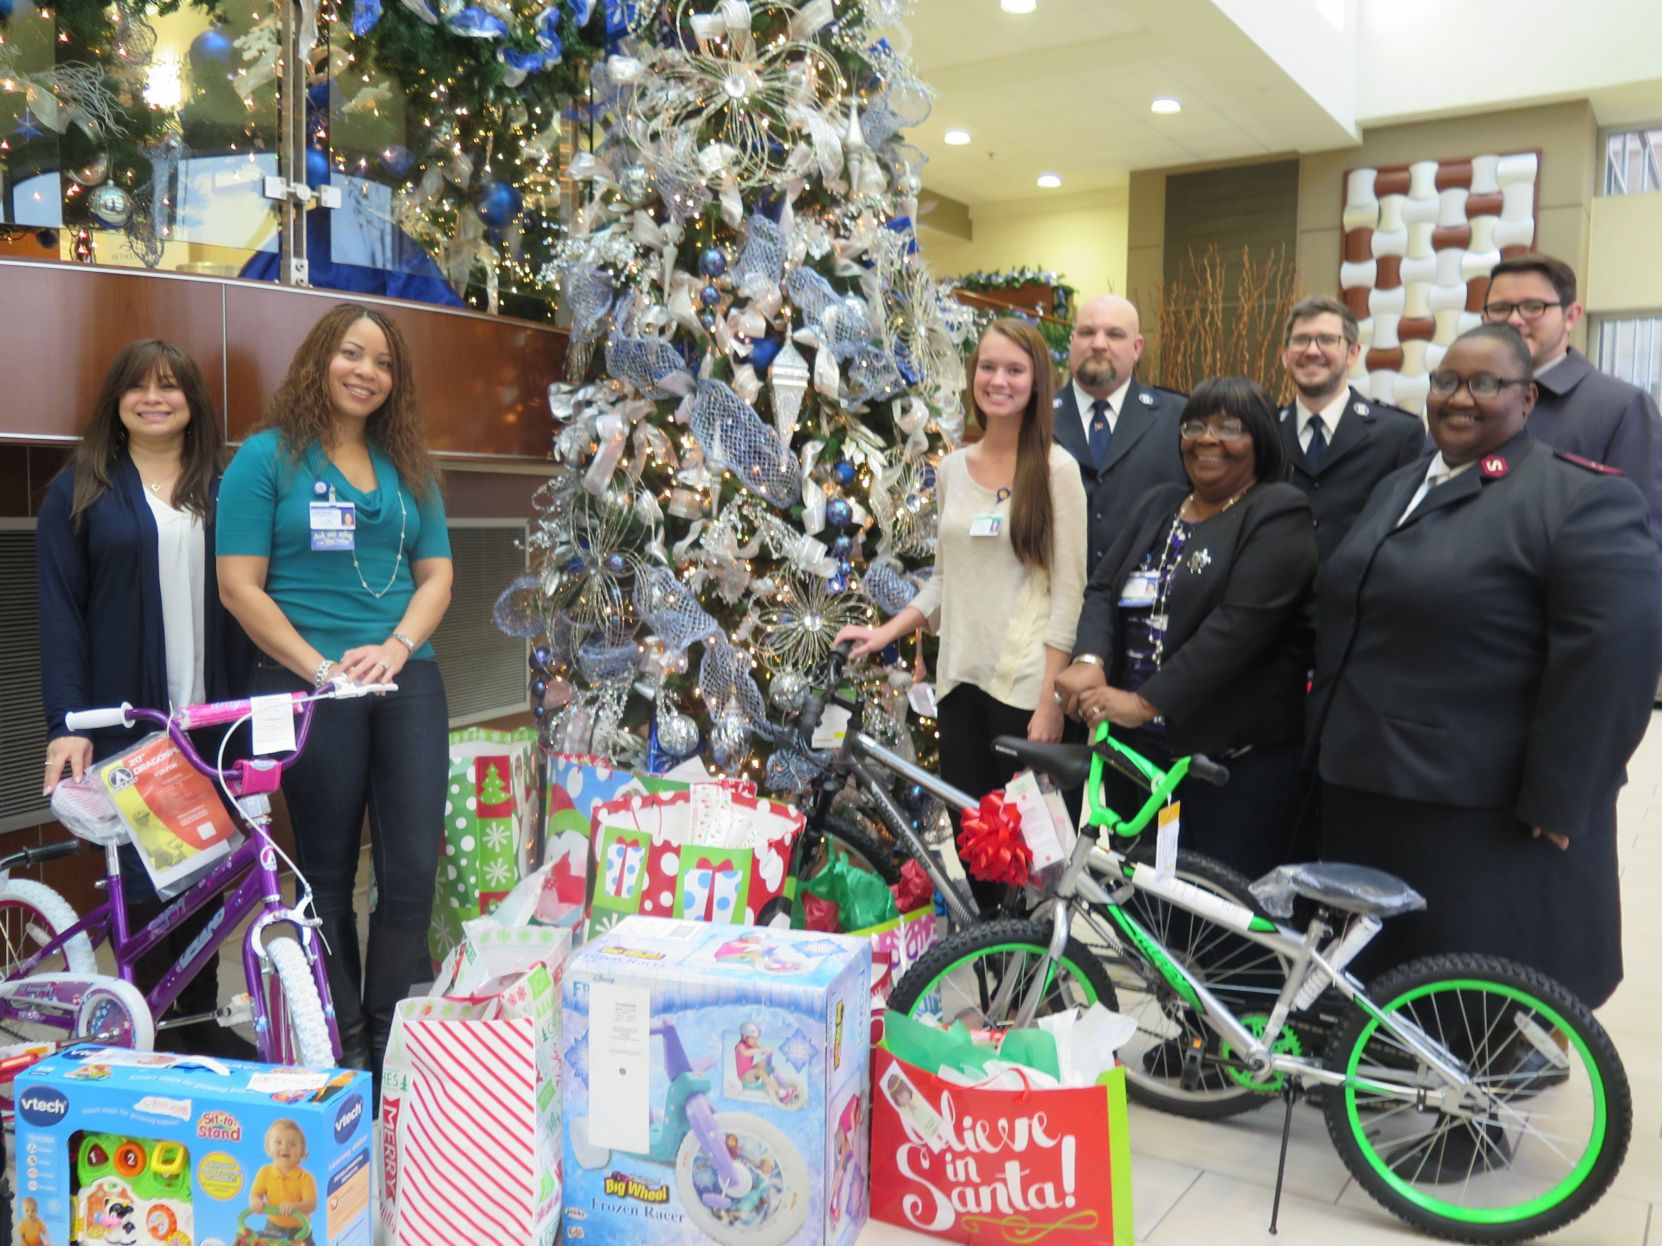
[862,710,1662,1245]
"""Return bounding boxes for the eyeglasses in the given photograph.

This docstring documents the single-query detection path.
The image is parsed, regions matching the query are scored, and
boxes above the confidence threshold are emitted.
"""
[1427,370,1529,398]
[1287,332,1347,351]
[1481,299,1564,321]
[1179,417,1248,439]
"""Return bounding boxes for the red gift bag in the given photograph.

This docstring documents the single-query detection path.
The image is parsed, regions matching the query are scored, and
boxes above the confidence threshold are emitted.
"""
[868,1044,1133,1244]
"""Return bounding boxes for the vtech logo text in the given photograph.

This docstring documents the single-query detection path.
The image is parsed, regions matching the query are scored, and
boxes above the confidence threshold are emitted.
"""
[334,1092,365,1144]
[19,1086,70,1126]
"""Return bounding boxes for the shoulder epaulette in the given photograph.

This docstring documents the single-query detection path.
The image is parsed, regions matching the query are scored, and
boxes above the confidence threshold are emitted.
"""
[1554,449,1624,475]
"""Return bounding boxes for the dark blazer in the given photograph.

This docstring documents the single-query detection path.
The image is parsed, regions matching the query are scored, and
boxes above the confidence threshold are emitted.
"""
[1074,481,1317,756]
[38,459,254,761]
[1526,348,1662,553]
[1054,378,1190,574]
[1310,431,1662,837]
[1279,388,1429,562]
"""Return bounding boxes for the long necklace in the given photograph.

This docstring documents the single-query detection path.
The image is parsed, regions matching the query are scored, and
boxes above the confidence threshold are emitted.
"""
[353,488,407,599]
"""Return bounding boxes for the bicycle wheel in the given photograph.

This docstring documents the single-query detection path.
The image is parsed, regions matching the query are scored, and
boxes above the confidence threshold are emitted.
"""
[814,808,903,884]
[888,917,1114,1030]
[74,977,155,1050]
[1076,850,1294,1119]
[1323,954,1631,1243]
[0,880,97,1111]
[262,936,336,1068]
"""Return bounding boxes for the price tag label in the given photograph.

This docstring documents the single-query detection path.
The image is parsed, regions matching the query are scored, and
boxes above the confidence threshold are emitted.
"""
[810,704,852,751]
[1155,800,1180,884]
[1005,770,1073,871]
[907,681,938,719]
[249,693,297,756]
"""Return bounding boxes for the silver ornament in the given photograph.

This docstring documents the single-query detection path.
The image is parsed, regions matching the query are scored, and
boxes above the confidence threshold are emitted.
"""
[619,163,653,206]
[69,153,111,187]
[656,710,699,758]
[710,709,750,771]
[87,184,132,227]
[768,669,810,715]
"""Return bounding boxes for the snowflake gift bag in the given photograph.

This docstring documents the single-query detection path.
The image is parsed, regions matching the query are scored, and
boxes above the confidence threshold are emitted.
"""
[431,727,541,963]
[584,785,807,939]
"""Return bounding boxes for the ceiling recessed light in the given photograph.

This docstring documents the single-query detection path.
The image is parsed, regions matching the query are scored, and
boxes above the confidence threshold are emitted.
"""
[1151,97,1182,114]
[1000,0,1036,13]
[1036,173,1062,189]
[944,129,972,146]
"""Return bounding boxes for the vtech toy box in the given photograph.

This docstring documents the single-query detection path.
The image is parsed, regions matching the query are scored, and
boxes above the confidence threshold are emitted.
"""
[562,916,871,1246]
[15,1045,372,1246]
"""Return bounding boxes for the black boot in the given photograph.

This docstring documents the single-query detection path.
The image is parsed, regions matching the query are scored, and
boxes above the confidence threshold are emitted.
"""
[318,912,370,1070]
[364,923,430,1100]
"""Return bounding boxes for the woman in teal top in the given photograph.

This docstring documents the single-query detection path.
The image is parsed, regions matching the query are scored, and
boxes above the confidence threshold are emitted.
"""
[219,303,453,1085]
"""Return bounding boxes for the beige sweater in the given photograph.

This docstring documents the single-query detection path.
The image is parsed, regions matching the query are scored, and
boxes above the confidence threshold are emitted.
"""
[909,444,1088,710]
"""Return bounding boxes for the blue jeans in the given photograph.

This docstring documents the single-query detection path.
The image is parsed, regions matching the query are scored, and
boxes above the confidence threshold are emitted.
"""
[252,658,448,933]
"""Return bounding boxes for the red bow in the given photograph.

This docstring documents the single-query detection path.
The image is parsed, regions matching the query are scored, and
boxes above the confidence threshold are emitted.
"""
[957,792,1031,887]
[890,859,934,912]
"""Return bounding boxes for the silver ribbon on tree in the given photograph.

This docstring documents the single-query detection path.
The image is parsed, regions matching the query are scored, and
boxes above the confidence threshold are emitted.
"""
[688,380,802,508]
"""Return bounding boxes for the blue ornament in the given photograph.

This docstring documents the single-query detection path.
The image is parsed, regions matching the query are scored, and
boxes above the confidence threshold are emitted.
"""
[304,146,331,187]
[380,145,415,178]
[749,337,781,373]
[531,645,553,672]
[699,283,722,307]
[880,642,901,666]
[699,311,718,331]
[604,551,628,574]
[832,460,856,486]
[698,247,727,277]
[830,535,852,556]
[828,573,848,594]
[838,558,853,575]
[188,28,234,72]
[533,702,547,720]
[530,678,547,700]
[826,498,853,528]
[903,782,929,812]
[475,180,523,228]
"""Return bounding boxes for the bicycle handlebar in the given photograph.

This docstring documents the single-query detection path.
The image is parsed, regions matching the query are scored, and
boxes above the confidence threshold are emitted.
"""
[64,705,134,732]
[1082,723,1230,838]
[798,641,855,748]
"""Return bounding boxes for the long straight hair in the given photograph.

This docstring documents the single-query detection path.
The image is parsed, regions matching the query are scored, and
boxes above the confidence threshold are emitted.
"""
[69,340,225,527]
[966,318,1056,569]
[262,303,438,501]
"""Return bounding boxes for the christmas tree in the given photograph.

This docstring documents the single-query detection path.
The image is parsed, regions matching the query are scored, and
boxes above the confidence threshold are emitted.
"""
[496,0,972,789]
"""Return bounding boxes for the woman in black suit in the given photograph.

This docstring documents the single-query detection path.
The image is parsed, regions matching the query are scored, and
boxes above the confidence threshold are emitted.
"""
[1310,324,1661,1007]
[1055,377,1318,879]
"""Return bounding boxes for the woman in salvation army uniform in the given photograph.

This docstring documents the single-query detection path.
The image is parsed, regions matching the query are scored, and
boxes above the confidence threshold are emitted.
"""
[1309,323,1662,1008]
[218,304,453,1084]
[1054,377,1318,881]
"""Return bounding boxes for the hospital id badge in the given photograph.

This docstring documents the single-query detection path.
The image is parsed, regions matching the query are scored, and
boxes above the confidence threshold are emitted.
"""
[1119,569,1158,607]
[309,500,356,550]
[969,513,1002,538]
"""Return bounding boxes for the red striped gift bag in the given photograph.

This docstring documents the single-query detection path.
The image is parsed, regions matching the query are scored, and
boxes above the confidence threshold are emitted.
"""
[396,1014,560,1246]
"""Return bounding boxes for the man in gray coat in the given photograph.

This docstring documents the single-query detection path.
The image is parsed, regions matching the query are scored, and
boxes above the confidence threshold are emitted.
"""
[1482,252,1662,552]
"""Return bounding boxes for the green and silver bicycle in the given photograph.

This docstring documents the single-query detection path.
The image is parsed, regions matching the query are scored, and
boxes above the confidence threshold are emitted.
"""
[887,726,1632,1244]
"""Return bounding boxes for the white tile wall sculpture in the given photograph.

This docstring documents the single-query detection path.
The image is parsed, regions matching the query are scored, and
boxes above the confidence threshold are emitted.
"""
[1338,151,1540,414]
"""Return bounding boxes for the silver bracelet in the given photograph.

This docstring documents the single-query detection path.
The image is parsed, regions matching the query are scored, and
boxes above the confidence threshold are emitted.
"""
[392,631,416,652]
[1074,654,1107,670]
[313,658,335,689]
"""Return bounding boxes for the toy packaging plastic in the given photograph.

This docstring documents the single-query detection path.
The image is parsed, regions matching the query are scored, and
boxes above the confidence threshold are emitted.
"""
[15,1045,372,1246]
[562,916,871,1246]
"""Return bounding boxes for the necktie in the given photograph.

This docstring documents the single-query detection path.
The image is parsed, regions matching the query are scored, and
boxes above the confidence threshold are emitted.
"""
[1305,414,1328,469]
[1089,399,1112,471]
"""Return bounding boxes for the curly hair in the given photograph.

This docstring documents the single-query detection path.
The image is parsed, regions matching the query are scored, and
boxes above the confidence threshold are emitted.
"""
[69,340,225,527]
[261,303,439,501]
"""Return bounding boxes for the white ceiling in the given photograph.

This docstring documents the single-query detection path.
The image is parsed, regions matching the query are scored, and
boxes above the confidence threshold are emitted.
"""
[904,0,1356,206]
[905,0,1662,210]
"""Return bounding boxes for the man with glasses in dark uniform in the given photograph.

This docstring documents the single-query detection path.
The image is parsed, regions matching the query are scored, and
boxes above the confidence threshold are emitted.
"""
[1483,252,1662,551]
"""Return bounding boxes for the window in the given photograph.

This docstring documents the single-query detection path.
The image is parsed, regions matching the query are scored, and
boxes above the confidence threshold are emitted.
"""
[1603,128,1662,196]
[1594,316,1662,404]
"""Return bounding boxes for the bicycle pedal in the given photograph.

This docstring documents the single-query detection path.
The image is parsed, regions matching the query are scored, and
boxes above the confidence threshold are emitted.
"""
[1179,1034,1209,1090]
[218,995,254,1027]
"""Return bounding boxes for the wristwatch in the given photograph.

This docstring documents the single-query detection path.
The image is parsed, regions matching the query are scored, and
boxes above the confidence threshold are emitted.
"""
[1074,654,1107,670]
[392,632,416,652]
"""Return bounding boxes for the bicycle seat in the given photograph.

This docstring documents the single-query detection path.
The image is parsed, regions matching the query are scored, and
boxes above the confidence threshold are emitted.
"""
[991,737,1094,790]
[1249,862,1426,919]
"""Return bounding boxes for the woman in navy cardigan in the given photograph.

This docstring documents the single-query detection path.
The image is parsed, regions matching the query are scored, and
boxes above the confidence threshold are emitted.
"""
[37,339,253,1056]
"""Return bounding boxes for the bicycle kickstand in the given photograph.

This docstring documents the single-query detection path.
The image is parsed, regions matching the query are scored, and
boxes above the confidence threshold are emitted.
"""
[1267,1080,1302,1235]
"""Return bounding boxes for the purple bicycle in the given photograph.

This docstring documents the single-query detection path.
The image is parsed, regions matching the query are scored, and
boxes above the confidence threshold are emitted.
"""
[0,684,377,1104]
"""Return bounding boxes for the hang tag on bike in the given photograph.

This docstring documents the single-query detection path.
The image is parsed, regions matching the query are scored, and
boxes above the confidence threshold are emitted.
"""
[908,680,937,719]
[810,703,852,750]
[1005,770,1073,872]
[1155,801,1180,884]
[587,980,653,1153]
[249,693,297,756]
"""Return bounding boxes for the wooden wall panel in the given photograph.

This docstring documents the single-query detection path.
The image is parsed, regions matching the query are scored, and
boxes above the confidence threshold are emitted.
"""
[0,261,567,461]
[0,263,227,441]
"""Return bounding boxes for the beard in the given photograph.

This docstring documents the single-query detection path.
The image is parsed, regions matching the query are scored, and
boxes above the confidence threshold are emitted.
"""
[1293,362,1346,402]
[1075,354,1119,389]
